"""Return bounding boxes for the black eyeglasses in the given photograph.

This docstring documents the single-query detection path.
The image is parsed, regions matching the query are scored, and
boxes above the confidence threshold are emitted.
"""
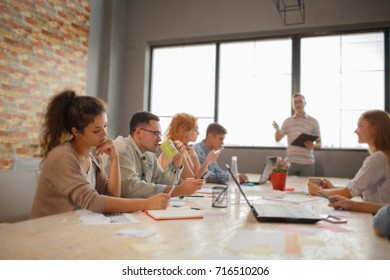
[139,128,162,137]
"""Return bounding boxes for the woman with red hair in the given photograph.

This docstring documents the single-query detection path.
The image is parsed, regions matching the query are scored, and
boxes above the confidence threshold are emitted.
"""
[158,113,219,180]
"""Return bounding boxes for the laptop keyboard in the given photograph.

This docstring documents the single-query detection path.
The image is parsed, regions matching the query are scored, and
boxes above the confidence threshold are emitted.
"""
[254,204,318,218]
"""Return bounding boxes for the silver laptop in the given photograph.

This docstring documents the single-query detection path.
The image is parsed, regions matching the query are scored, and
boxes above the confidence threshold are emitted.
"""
[248,156,277,185]
[226,165,321,224]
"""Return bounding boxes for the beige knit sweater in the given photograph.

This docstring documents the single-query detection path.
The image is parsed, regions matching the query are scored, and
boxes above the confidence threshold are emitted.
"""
[30,142,109,219]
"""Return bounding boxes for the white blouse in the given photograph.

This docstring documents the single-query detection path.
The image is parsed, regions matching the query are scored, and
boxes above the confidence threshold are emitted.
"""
[347,151,390,203]
[83,156,96,188]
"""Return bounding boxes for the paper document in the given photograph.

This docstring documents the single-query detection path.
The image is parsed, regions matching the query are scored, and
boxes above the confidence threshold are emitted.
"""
[76,209,139,225]
[115,228,156,238]
[169,196,186,207]
[196,187,213,194]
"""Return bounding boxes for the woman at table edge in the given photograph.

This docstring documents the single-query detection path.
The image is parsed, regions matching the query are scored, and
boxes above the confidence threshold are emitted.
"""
[308,109,390,215]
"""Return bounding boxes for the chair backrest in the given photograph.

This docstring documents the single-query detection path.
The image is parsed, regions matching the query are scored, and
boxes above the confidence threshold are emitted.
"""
[12,158,42,170]
[0,170,39,223]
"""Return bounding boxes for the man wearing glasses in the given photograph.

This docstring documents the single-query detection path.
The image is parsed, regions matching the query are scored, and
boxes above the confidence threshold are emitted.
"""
[272,93,322,176]
[102,111,204,198]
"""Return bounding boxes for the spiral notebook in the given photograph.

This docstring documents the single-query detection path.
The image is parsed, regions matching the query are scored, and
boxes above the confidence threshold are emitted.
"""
[145,209,203,221]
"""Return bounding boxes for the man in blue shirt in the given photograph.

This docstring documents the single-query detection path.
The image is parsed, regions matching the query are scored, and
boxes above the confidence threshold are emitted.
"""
[194,123,248,184]
[374,205,390,239]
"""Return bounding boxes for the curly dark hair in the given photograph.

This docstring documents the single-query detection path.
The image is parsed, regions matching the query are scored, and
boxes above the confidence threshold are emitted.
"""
[41,90,107,156]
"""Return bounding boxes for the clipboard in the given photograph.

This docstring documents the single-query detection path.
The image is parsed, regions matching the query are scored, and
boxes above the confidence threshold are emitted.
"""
[291,133,319,147]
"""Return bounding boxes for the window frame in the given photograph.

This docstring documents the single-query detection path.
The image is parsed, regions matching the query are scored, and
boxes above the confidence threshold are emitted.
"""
[148,28,390,151]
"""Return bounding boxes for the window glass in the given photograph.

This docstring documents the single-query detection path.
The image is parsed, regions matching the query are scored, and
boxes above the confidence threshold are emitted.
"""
[150,45,216,117]
[150,45,216,139]
[150,32,385,149]
[301,32,384,149]
[218,39,292,146]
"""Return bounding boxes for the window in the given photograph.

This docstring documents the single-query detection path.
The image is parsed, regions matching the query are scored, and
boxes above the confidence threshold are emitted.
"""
[301,32,384,148]
[218,39,292,146]
[150,31,386,149]
[150,44,216,139]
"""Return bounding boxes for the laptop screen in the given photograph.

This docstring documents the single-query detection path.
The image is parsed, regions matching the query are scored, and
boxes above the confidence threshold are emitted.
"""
[226,164,256,209]
[225,165,321,224]
[259,156,277,184]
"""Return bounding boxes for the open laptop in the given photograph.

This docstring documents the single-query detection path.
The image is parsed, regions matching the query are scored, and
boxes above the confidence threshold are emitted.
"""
[247,156,277,185]
[226,165,321,224]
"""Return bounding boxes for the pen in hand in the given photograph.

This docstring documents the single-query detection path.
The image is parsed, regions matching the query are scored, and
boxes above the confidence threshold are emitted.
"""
[168,183,177,196]
[318,192,336,203]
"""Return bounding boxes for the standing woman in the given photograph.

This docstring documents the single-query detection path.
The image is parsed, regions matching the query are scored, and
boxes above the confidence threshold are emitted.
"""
[308,110,390,207]
[30,90,169,219]
[158,113,219,179]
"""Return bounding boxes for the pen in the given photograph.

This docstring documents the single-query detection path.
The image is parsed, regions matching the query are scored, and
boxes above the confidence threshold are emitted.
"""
[185,195,204,197]
[318,192,336,203]
[190,207,201,210]
[168,183,177,196]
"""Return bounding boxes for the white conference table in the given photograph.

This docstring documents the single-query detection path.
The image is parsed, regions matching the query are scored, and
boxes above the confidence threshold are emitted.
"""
[0,176,389,260]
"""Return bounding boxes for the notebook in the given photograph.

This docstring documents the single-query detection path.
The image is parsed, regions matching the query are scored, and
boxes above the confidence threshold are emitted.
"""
[247,156,277,185]
[145,209,204,221]
[226,165,321,224]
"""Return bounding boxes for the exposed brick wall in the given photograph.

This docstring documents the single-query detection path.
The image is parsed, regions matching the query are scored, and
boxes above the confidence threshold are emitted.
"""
[0,0,91,169]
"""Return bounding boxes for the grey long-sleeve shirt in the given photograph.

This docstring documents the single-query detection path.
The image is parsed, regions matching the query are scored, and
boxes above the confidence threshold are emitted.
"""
[102,135,183,198]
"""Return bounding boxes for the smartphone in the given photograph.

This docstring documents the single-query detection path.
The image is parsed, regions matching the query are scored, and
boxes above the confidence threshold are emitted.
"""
[214,147,224,155]
[321,215,348,224]
[318,192,336,203]
[200,171,210,180]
